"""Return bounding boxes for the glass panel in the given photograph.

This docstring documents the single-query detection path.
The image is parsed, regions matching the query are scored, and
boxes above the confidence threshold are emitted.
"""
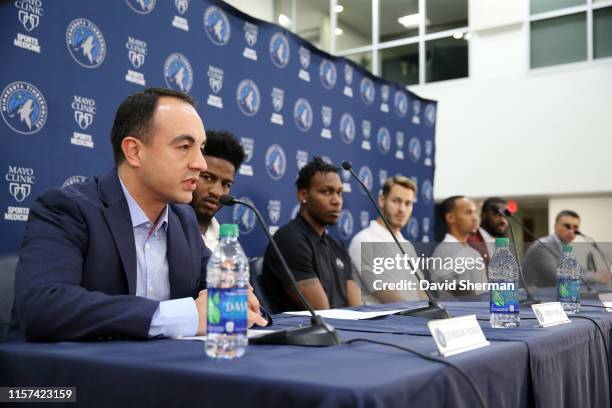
[425,36,468,82]
[335,0,372,52]
[346,51,373,72]
[530,0,585,15]
[295,0,330,51]
[380,44,419,86]
[426,0,468,35]
[594,6,612,59]
[380,0,419,43]
[530,13,587,68]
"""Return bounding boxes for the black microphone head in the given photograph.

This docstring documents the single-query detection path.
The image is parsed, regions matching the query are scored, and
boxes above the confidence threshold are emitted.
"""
[575,230,583,236]
[341,161,352,171]
[219,195,236,206]
[491,205,503,215]
[503,208,512,217]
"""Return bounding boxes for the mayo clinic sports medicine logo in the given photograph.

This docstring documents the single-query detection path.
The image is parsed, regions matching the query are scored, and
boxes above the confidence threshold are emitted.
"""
[361,119,371,151]
[394,91,408,118]
[265,144,287,180]
[377,126,391,155]
[268,200,281,225]
[320,106,333,139]
[380,84,390,113]
[172,0,190,31]
[270,87,284,126]
[239,137,254,176]
[4,165,35,222]
[358,166,373,195]
[343,63,353,97]
[13,0,43,53]
[66,18,106,69]
[407,217,419,241]
[409,137,421,163]
[338,210,354,240]
[360,211,370,229]
[125,0,156,14]
[1,81,47,135]
[164,53,193,93]
[207,65,224,109]
[339,113,355,144]
[125,36,148,86]
[296,150,308,170]
[298,46,310,81]
[341,169,352,193]
[232,196,257,234]
[236,79,260,116]
[294,98,313,132]
[319,59,337,90]
[243,22,258,61]
[395,131,405,160]
[70,94,96,149]
[360,77,375,105]
[269,32,290,68]
[412,100,421,124]
[421,179,433,204]
[204,6,230,46]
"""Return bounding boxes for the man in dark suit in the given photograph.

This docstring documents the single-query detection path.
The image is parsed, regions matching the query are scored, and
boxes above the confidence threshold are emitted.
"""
[13,88,267,341]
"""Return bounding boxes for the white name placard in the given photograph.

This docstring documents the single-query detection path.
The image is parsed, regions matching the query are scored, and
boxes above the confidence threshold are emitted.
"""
[427,315,490,357]
[531,302,571,327]
[598,293,612,312]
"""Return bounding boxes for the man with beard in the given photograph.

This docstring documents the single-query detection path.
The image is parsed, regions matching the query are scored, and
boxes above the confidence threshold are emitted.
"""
[262,157,362,312]
[348,176,424,303]
[189,130,245,251]
[468,197,509,264]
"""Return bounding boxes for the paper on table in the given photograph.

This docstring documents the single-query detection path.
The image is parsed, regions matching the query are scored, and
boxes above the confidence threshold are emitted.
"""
[283,309,407,320]
[175,329,279,341]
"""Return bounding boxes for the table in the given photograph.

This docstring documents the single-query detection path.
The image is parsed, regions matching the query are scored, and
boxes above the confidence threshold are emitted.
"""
[1,301,610,408]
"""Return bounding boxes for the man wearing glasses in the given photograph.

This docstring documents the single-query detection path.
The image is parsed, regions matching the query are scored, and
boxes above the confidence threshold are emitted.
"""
[523,210,609,287]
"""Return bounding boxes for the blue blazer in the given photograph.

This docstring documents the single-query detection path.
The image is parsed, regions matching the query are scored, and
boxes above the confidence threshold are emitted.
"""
[13,169,211,341]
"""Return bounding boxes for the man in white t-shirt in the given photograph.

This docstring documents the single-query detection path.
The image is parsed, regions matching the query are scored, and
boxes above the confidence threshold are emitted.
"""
[430,196,488,297]
[190,130,245,251]
[349,176,424,303]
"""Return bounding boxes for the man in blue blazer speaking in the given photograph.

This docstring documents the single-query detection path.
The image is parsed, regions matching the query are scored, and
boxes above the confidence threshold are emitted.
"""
[13,88,268,341]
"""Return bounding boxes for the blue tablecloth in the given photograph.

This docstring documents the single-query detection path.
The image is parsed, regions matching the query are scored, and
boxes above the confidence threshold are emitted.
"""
[1,301,610,408]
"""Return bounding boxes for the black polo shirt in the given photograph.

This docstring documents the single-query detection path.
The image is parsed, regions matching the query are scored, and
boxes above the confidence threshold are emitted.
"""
[262,213,354,313]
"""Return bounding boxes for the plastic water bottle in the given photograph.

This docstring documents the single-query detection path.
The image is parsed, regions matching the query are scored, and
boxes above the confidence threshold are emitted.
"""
[205,224,249,359]
[489,237,520,328]
[557,244,581,314]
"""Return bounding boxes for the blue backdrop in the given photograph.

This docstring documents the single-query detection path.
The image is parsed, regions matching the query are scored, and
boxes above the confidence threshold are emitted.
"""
[1,0,437,257]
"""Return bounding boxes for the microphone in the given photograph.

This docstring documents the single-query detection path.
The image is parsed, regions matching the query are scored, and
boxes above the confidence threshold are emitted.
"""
[342,161,451,319]
[219,194,342,346]
[575,230,612,280]
[490,206,541,305]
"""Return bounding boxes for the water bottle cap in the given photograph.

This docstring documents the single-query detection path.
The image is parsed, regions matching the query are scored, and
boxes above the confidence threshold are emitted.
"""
[220,223,239,237]
[563,244,573,253]
[495,237,510,246]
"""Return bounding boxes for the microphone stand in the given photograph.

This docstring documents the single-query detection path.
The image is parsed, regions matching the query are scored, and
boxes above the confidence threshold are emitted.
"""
[577,231,612,289]
[220,195,342,346]
[496,209,540,306]
[342,161,450,319]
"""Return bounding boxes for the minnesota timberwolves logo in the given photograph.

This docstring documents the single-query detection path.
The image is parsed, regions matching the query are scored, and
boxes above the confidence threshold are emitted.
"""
[339,113,355,144]
[125,0,156,14]
[409,137,421,163]
[319,59,337,90]
[204,6,230,46]
[1,82,47,135]
[293,98,313,132]
[236,79,260,116]
[394,91,408,118]
[421,179,433,203]
[407,218,419,240]
[425,103,436,127]
[265,144,287,180]
[232,196,257,234]
[66,18,106,69]
[360,77,375,105]
[164,53,193,93]
[377,127,391,155]
[338,210,354,240]
[61,175,88,190]
[269,32,290,68]
[358,166,373,194]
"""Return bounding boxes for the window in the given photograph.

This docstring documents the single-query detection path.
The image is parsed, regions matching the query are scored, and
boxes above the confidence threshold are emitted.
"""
[529,0,612,69]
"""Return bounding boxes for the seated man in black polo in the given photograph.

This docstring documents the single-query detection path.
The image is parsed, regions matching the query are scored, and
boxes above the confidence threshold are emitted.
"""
[262,157,362,312]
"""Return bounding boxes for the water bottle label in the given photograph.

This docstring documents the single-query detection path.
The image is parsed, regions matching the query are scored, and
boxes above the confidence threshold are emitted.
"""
[557,277,580,302]
[207,288,248,334]
[490,286,519,314]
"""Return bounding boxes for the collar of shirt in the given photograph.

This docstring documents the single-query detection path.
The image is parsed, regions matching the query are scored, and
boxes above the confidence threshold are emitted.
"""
[369,219,407,241]
[443,233,461,243]
[119,176,169,235]
[296,212,328,243]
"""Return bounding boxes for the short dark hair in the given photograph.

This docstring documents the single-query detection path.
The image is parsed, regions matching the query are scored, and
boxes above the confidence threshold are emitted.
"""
[439,195,465,222]
[110,88,196,164]
[555,209,580,223]
[203,130,245,172]
[482,197,506,214]
[295,156,339,190]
